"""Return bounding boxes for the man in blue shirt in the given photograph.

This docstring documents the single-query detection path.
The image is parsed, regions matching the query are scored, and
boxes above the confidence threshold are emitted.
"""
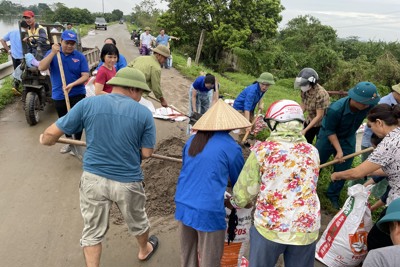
[316,81,380,209]
[155,29,179,69]
[39,30,89,153]
[39,68,158,265]
[96,37,127,71]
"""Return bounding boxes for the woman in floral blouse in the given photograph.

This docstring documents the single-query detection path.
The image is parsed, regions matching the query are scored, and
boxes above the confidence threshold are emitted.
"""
[230,100,321,267]
[331,103,400,251]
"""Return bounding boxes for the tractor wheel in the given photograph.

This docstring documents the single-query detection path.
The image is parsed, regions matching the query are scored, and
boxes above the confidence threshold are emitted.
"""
[25,92,40,125]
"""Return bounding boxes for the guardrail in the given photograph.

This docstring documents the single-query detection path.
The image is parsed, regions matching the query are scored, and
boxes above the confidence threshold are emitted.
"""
[0,60,13,80]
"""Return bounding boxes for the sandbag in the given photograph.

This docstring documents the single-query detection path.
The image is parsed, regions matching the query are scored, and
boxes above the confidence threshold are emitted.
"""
[315,184,373,267]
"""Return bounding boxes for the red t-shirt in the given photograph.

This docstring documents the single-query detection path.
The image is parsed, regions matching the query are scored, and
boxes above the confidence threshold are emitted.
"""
[95,65,116,93]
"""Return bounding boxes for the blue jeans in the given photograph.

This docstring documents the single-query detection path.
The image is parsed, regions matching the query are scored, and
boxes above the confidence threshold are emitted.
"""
[249,226,316,267]
[188,86,213,115]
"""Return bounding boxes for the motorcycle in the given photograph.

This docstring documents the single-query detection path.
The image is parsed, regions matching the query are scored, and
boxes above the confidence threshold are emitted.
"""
[134,36,139,47]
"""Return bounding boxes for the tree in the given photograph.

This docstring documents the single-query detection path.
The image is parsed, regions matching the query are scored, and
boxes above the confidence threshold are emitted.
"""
[132,0,162,30]
[158,0,283,62]
[111,9,124,21]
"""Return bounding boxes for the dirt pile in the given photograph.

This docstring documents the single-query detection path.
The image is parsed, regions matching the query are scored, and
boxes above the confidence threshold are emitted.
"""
[143,136,185,217]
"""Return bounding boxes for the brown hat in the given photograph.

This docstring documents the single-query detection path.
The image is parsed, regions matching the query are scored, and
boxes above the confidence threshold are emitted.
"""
[152,45,170,58]
[392,83,400,94]
[192,99,252,131]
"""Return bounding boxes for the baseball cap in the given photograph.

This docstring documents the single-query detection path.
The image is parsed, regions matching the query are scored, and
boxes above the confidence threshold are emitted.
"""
[23,10,35,18]
[61,30,78,42]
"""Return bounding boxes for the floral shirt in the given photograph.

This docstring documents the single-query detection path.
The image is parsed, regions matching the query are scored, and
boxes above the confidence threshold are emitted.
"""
[232,140,321,245]
[368,127,400,205]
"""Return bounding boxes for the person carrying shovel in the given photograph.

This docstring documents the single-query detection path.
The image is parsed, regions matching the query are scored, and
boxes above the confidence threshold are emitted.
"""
[233,72,275,143]
[39,67,159,266]
[38,30,89,154]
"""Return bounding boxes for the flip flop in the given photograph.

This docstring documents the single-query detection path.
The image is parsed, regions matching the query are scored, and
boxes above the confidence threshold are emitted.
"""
[139,235,159,261]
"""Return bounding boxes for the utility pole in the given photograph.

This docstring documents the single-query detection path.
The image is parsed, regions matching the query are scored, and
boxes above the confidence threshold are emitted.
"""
[102,0,104,14]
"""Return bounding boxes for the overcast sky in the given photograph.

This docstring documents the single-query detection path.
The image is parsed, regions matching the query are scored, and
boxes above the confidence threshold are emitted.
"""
[16,0,400,42]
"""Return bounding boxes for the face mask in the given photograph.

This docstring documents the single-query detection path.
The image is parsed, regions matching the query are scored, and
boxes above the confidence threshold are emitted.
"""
[300,85,311,92]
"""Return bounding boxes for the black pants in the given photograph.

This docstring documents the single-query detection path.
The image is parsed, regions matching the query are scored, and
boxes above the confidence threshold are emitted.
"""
[11,57,22,70]
[304,122,320,144]
[367,208,393,251]
[54,94,85,140]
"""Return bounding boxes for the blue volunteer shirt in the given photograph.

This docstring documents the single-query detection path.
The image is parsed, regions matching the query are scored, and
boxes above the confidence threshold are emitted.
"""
[175,131,244,232]
[46,48,89,100]
[233,82,264,112]
[155,34,170,46]
[96,53,127,71]
[56,94,156,182]
[3,30,23,59]
[192,76,216,92]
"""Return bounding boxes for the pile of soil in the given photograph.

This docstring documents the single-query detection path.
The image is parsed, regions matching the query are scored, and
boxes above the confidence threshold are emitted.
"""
[110,136,185,225]
[143,136,185,217]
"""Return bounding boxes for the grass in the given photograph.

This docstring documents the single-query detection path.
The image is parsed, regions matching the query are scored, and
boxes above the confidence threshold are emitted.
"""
[0,52,8,64]
[0,77,16,110]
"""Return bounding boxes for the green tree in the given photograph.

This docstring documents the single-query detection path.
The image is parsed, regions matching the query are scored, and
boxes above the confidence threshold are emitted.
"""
[158,0,282,62]
[132,0,162,30]
[111,9,124,21]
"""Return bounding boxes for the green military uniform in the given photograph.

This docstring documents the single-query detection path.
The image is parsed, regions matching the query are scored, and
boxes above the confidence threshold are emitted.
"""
[128,55,163,99]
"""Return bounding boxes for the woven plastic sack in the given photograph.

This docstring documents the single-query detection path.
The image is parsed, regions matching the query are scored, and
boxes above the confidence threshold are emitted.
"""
[221,207,251,267]
[315,184,373,267]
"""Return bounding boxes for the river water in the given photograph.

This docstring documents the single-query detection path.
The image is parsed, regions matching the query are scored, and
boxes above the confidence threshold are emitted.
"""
[0,16,20,38]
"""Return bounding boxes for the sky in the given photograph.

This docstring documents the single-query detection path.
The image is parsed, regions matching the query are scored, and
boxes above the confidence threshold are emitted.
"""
[280,0,400,42]
[15,0,400,42]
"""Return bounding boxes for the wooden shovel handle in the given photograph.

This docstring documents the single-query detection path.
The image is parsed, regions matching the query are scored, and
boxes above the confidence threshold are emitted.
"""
[52,35,71,111]
[319,147,374,169]
[241,115,259,143]
[147,95,189,117]
[56,138,183,163]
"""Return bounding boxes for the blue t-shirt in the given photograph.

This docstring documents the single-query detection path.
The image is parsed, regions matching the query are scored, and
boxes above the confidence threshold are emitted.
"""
[175,131,244,232]
[233,82,264,112]
[3,30,23,59]
[46,49,89,100]
[155,34,170,46]
[192,76,216,92]
[96,53,127,71]
[361,93,399,147]
[56,94,156,183]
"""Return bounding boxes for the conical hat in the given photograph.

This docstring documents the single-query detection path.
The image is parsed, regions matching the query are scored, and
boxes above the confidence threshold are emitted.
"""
[192,99,252,131]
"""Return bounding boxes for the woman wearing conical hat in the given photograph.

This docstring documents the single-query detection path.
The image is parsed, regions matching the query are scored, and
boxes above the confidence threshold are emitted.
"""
[174,99,251,267]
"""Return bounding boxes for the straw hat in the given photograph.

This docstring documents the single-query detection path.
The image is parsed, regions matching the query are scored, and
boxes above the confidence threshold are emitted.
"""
[192,99,252,131]
[392,83,400,94]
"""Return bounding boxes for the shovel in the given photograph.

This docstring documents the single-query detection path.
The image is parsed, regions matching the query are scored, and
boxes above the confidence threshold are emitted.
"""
[319,147,374,169]
[52,35,71,111]
[147,95,189,117]
[56,138,183,163]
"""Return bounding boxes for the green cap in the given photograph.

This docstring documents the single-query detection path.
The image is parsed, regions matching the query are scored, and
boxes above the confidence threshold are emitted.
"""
[257,72,275,85]
[107,68,151,92]
[153,45,170,58]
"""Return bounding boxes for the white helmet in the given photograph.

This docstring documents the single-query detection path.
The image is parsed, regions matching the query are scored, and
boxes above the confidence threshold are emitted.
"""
[264,100,304,130]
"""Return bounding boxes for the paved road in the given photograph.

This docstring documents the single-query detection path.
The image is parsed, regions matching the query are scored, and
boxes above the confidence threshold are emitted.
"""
[0,23,183,267]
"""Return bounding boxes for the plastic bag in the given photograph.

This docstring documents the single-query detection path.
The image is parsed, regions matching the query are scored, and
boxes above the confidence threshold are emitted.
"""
[315,184,373,267]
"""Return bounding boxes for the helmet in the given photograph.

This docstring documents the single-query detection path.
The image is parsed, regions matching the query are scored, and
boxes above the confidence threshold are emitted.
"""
[264,99,304,126]
[257,72,275,85]
[294,68,318,88]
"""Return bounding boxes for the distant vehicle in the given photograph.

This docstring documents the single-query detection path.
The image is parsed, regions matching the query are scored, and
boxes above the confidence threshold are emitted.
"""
[119,19,124,24]
[95,17,107,30]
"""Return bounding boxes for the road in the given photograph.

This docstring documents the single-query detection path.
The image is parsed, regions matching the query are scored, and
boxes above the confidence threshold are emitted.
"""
[0,23,189,267]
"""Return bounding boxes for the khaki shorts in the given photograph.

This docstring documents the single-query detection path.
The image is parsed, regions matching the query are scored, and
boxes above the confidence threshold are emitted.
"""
[79,171,149,247]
